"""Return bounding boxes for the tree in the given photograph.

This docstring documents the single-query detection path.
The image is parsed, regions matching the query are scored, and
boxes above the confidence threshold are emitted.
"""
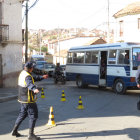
[41,46,48,52]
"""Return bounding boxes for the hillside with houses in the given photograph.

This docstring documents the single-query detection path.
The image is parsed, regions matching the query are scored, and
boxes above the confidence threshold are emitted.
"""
[27,28,110,64]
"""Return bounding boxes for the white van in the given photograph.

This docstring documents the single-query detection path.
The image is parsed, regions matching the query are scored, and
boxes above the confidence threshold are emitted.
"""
[31,55,45,62]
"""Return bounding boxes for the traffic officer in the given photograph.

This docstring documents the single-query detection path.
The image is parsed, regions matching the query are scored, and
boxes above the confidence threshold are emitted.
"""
[11,61,48,140]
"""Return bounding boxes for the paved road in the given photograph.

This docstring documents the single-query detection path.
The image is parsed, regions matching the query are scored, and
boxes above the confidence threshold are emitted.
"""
[0,78,140,140]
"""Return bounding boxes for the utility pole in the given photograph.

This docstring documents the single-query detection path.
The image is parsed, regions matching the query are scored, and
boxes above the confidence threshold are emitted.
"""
[58,28,60,63]
[39,30,42,55]
[25,0,28,63]
[107,0,110,43]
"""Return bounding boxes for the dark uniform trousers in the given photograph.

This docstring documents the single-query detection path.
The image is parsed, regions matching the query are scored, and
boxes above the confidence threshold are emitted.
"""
[15,103,38,129]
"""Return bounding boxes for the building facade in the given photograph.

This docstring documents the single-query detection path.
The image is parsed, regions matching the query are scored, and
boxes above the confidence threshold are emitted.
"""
[0,0,23,87]
[113,2,140,42]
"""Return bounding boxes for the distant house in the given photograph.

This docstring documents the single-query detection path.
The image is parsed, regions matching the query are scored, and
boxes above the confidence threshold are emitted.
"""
[84,37,106,45]
[53,37,106,65]
[113,2,140,42]
[53,50,67,65]
[0,0,24,87]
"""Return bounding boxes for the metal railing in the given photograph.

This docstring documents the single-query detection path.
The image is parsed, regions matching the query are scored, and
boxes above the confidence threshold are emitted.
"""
[0,24,9,42]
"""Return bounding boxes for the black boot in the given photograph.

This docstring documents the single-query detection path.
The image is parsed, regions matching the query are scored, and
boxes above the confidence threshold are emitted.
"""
[28,128,40,140]
[11,125,21,137]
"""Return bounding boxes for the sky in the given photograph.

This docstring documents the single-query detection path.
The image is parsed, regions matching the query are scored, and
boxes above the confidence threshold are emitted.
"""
[22,0,138,30]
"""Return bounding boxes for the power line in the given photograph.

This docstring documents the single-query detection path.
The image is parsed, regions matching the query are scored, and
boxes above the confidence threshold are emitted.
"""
[22,0,39,22]
[78,6,106,23]
[28,0,39,10]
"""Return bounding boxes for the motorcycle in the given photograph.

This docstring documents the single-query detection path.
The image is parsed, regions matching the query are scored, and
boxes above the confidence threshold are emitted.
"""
[54,71,66,84]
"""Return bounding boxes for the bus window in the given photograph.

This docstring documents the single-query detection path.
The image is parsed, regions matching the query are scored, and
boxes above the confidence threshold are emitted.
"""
[108,50,117,64]
[124,50,129,64]
[73,53,77,63]
[91,51,98,63]
[132,48,140,70]
[118,50,129,65]
[73,52,84,63]
[67,52,73,63]
[85,52,92,63]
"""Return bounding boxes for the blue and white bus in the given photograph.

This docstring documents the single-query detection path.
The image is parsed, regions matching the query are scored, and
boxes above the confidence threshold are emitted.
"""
[66,42,140,94]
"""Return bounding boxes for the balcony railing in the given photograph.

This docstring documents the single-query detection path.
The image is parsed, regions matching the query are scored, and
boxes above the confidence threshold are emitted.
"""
[0,24,9,42]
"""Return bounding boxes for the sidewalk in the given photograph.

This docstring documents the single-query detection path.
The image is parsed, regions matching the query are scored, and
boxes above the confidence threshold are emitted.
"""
[0,87,18,103]
[0,79,48,103]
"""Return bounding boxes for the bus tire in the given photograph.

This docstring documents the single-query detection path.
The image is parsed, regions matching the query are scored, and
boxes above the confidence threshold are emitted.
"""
[113,79,126,94]
[76,76,84,88]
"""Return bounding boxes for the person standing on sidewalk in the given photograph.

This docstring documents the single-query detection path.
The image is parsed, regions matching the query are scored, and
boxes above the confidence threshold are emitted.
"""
[11,61,48,140]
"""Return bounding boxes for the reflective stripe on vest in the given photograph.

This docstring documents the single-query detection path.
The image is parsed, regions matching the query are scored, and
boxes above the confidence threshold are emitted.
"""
[18,70,34,87]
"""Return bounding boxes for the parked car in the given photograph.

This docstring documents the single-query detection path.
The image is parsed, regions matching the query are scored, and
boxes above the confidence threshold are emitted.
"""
[33,61,47,74]
[42,63,55,77]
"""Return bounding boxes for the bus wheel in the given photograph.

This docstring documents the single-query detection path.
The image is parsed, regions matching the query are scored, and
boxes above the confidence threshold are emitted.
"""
[113,79,126,94]
[76,76,84,88]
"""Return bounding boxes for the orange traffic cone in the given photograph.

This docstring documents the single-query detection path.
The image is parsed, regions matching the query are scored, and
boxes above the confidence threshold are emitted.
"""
[47,106,56,126]
[77,96,84,109]
[60,90,66,101]
[41,88,45,98]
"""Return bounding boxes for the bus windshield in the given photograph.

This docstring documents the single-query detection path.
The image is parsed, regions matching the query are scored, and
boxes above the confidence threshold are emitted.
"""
[132,48,140,70]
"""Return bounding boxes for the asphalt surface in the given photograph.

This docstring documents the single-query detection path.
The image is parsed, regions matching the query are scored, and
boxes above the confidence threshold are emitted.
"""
[1,78,140,140]
[0,87,18,103]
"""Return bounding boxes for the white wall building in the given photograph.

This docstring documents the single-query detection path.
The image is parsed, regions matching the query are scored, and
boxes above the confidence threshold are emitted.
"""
[53,37,96,65]
[0,0,24,87]
[113,2,140,43]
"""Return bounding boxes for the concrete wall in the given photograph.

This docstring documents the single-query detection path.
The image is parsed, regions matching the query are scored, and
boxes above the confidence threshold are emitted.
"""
[53,56,66,65]
[0,1,23,87]
[3,2,22,41]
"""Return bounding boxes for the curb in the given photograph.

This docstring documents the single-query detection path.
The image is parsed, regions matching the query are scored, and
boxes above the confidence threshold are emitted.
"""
[0,95,17,103]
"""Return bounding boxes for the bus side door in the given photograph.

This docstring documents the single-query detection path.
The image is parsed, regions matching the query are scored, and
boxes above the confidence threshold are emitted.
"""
[99,51,107,86]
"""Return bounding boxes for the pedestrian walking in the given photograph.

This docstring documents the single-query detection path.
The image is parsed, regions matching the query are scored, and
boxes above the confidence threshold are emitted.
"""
[11,61,48,140]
